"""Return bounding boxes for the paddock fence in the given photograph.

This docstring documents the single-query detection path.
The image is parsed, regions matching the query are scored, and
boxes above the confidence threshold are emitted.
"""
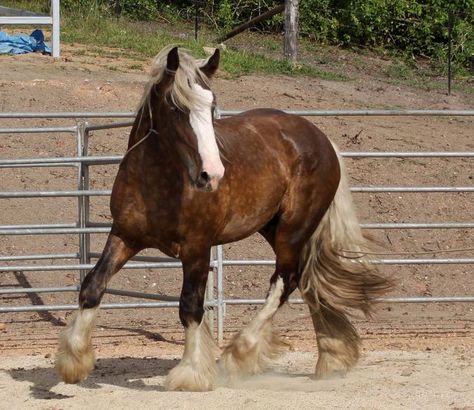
[0,109,473,343]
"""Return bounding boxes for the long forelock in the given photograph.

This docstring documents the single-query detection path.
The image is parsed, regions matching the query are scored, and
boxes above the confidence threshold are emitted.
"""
[135,46,230,161]
[139,46,212,116]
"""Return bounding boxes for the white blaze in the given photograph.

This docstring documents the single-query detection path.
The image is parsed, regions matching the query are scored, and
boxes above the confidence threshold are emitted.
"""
[189,84,225,188]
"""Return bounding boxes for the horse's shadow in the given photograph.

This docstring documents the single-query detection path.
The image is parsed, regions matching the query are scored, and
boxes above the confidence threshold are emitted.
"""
[8,356,178,400]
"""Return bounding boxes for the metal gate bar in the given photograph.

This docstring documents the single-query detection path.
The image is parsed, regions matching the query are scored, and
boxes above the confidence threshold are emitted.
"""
[2,109,474,118]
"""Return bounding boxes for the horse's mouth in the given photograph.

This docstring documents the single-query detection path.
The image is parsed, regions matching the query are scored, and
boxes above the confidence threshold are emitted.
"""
[196,178,220,192]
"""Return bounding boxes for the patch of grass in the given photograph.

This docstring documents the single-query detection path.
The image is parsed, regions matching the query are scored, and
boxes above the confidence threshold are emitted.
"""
[262,38,281,52]
[74,48,87,56]
[220,48,349,80]
[0,0,49,14]
[380,60,468,94]
[62,17,172,58]
[128,63,144,70]
[58,12,347,81]
[384,61,413,80]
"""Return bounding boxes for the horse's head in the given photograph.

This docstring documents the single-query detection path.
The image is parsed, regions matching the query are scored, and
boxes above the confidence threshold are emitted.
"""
[143,46,224,192]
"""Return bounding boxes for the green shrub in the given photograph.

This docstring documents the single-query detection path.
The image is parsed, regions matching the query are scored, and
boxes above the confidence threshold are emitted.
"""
[204,0,473,71]
[216,0,234,32]
[298,0,473,70]
[114,0,159,21]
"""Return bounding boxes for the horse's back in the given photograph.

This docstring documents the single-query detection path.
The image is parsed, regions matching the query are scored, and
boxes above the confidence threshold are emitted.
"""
[216,108,337,171]
[235,108,287,118]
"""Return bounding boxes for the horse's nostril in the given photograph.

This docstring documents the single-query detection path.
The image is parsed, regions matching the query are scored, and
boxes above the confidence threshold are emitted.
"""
[200,171,210,183]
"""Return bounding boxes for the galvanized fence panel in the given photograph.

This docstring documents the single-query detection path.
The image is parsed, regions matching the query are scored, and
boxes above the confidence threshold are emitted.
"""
[1,110,473,344]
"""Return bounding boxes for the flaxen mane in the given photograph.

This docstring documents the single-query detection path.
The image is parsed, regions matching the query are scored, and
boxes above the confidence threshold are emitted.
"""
[140,46,212,115]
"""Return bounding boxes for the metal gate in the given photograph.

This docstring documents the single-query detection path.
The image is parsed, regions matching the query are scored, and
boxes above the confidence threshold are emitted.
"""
[1,109,473,343]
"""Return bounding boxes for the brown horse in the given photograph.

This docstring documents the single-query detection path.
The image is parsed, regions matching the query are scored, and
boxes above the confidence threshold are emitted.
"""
[56,46,391,391]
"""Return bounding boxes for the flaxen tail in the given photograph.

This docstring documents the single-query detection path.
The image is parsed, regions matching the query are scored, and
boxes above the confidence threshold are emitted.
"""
[299,143,392,317]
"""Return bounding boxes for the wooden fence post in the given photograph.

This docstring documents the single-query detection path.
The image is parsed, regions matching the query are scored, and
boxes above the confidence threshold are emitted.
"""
[284,0,298,62]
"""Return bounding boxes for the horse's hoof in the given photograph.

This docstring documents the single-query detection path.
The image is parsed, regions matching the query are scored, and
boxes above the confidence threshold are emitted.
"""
[55,348,95,384]
[165,362,215,392]
[314,352,353,379]
[219,323,284,381]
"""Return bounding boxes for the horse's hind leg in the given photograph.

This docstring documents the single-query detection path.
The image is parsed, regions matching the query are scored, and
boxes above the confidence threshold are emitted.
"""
[165,246,217,391]
[56,234,137,383]
[219,273,287,379]
[220,217,309,380]
[309,302,360,378]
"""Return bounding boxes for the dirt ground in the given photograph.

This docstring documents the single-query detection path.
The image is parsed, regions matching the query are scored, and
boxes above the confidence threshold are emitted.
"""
[0,44,473,408]
[1,350,473,410]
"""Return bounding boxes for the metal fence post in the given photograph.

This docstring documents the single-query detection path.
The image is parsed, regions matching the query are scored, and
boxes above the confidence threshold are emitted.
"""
[206,247,216,336]
[77,122,90,283]
[216,244,225,345]
[51,0,60,58]
[83,126,91,276]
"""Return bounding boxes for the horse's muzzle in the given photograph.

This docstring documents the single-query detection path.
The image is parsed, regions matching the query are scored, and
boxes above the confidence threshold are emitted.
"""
[196,171,221,192]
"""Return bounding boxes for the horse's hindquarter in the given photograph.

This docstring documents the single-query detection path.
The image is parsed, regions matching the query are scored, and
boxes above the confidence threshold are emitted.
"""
[214,110,339,243]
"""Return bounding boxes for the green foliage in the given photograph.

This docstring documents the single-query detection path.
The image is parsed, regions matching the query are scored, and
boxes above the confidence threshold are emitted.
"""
[114,0,159,21]
[199,1,282,32]
[298,0,473,71]
[60,0,112,19]
[155,3,181,24]
[208,0,473,71]
[216,0,234,32]
[0,0,50,14]
[4,0,472,72]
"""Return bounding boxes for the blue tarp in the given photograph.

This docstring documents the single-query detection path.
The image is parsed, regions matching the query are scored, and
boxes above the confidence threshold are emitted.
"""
[0,29,51,55]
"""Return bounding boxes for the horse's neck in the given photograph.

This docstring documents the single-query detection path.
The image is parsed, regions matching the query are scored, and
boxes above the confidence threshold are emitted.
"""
[126,123,183,176]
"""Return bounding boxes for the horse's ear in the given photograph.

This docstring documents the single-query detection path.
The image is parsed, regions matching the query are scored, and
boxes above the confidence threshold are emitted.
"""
[200,48,220,78]
[166,47,180,74]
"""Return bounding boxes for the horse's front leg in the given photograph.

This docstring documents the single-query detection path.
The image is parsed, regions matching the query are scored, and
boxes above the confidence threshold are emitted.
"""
[56,233,137,383]
[165,246,218,391]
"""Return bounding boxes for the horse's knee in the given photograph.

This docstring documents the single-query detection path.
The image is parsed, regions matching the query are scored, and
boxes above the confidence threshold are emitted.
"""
[77,235,136,309]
